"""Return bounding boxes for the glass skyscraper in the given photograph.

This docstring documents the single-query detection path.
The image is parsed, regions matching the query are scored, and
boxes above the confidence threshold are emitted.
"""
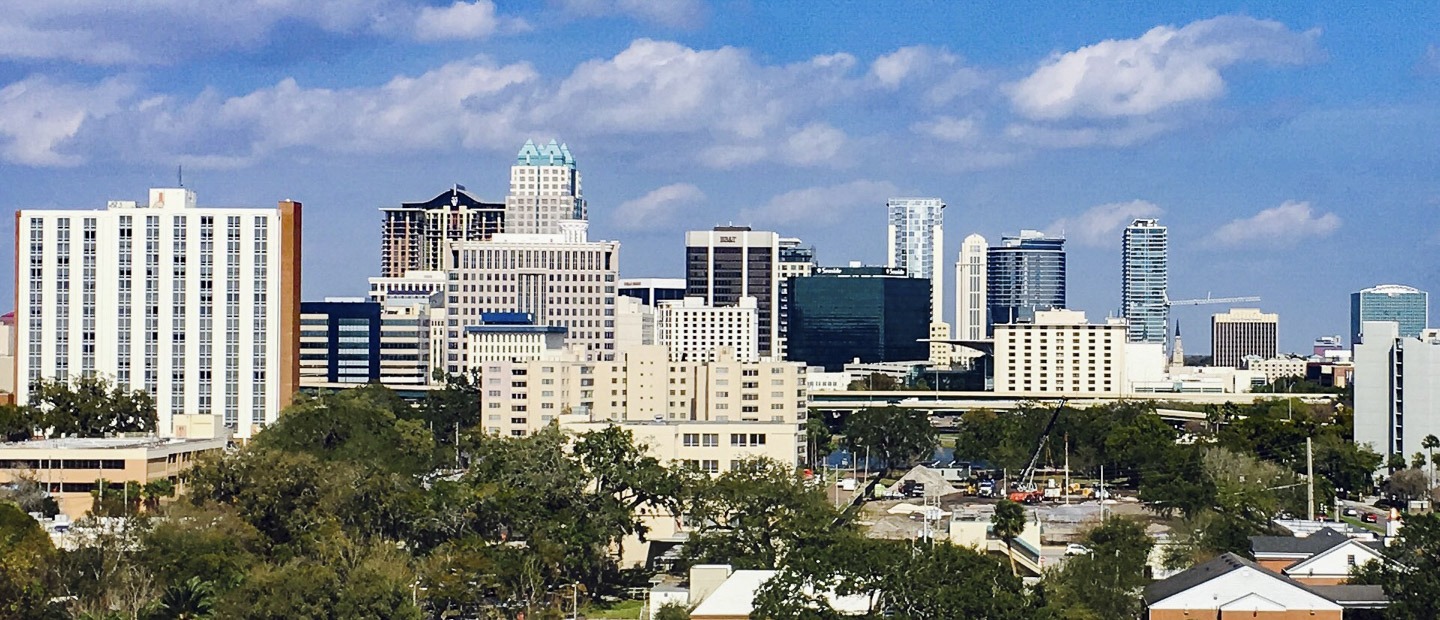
[786,266,930,371]
[1121,218,1168,343]
[886,197,945,324]
[1351,285,1428,344]
[986,230,1065,332]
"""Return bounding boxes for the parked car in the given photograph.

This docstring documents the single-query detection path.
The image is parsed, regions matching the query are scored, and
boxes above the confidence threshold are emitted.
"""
[1343,507,1359,517]
[1064,544,1091,556]
[1362,513,1379,523]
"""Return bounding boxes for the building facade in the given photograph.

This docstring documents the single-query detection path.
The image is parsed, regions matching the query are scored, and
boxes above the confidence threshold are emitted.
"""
[0,312,14,400]
[1353,322,1440,469]
[367,270,448,305]
[612,296,656,355]
[617,278,686,306]
[886,198,945,325]
[657,297,759,362]
[444,222,619,371]
[986,230,1066,332]
[14,188,301,439]
[377,291,443,386]
[505,139,585,235]
[379,185,504,277]
[685,227,781,358]
[785,266,930,372]
[1245,356,1309,383]
[776,237,816,358]
[1212,308,1279,369]
[1121,218,1168,344]
[299,299,382,386]
[955,234,988,341]
[992,310,1129,395]
[463,314,568,365]
[1350,285,1428,345]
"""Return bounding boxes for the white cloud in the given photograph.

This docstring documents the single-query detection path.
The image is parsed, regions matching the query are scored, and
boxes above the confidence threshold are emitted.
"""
[780,123,847,166]
[1210,201,1340,246]
[868,45,985,106]
[1009,15,1320,119]
[1004,120,1171,148]
[555,0,707,28]
[0,76,135,166]
[911,115,980,143]
[0,0,525,65]
[740,180,899,227]
[612,183,706,231]
[414,1,529,40]
[1046,200,1163,247]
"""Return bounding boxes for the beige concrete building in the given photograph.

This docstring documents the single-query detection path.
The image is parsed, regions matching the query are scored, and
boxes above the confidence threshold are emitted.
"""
[1,311,14,400]
[1246,355,1309,383]
[657,297,759,362]
[0,432,229,518]
[993,310,1129,395]
[366,270,448,305]
[1212,308,1279,369]
[613,295,656,355]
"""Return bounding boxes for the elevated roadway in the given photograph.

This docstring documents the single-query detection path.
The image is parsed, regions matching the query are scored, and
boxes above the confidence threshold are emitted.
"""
[808,390,1338,423]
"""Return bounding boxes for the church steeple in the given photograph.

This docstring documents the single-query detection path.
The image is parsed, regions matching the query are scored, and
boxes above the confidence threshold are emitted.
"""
[1170,321,1185,366]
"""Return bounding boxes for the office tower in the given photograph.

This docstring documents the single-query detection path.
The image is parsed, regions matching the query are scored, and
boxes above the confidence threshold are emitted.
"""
[685,226,781,358]
[1354,322,1440,469]
[777,237,816,358]
[15,188,301,439]
[1350,285,1428,345]
[444,221,618,371]
[505,139,586,235]
[657,297,759,362]
[1211,308,1278,368]
[300,299,382,386]
[993,310,1129,395]
[955,234,988,341]
[886,198,945,324]
[986,230,1066,331]
[379,185,504,277]
[786,265,930,371]
[617,278,687,306]
[1121,218,1168,344]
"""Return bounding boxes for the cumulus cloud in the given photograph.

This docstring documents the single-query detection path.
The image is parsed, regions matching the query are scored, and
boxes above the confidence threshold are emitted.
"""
[1009,15,1321,120]
[556,0,707,28]
[780,123,848,166]
[739,180,899,227]
[0,76,135,166]
[1047,200,1163,247]
[414,1,529,40]
[1210,201,1340,246]
[612,183,706,231]
[911,115,980,143]
[0,0,524,65]
[869,45,986,106]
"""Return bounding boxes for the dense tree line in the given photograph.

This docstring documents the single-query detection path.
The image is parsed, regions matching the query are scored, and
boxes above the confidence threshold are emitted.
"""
[1,376,158,441]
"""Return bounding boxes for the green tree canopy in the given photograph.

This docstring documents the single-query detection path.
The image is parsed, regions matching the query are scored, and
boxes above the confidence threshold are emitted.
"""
[1037,518,1154,619]
[27,374,158,438]
[841,406,937,472]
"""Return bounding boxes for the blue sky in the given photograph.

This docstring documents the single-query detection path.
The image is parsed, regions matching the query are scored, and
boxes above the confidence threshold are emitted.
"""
[2,1,1438,353]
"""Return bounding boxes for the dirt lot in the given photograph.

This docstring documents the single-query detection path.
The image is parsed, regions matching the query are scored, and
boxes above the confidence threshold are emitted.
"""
[857,493,1163,544]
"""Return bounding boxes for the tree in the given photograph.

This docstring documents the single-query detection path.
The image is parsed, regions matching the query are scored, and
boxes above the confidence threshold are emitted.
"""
[1388,453,1408,473]
[680,457,843,569]
[1413,452,1428,471]
[0,502,64,620]
[90,480,143,517]
[1424,434,1440,485]
[252,385,436,476]
[1349,512,1440,620]
[141,479,176,512]
[992,500,1027,576]
[882,542,1031,619]
[1037,518,1154,619]
[0,474,60,518]
[804,416,835,467]
[28,374,158,437]
[841,406,937,473]
[1387,468,1429,502]
[846,373,899,391]
[0,403,38,442]
[146,577,216,620]
[653,603,690,620]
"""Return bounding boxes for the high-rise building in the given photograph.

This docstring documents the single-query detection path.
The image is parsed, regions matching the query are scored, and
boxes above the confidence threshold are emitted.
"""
[505,139,586,235]
[777,237,816,358]
[14,188,302,439]
[786,265,930,371]
[444,222,618,371]
[955,234,988,341]
[993,310,1131,395]
[1121,218,1168,344]
[986,230,1066,331]
[886,198,946,325]
[1211,308,1278,368]
[613,296,656,355]
[657,297,759,362]
[300,299,382,386]
[1353,322,1440,470]
[685,226,781,358]
[1350,285,1428,345]
[379,185,504,277]
[0,312,14,400]
[617,278,686,306]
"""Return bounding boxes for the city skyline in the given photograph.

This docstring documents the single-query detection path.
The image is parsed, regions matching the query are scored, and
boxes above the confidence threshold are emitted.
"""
[1,3,1438,352]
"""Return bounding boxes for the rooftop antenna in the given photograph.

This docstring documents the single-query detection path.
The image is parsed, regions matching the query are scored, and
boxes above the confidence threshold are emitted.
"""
[177,165,183,188]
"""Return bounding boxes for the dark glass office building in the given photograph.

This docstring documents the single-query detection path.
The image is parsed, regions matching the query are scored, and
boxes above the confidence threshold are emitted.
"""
[786,266,930,371]
[987,230,1066,331]
[299,300,383,384]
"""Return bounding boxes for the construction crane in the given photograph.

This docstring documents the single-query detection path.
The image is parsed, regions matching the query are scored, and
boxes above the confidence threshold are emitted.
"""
[1163,291,1261,307]
[1008,399,1066,504]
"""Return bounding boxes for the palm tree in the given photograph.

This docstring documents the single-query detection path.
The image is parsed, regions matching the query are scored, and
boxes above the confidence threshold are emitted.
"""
[992,499,1027,576]
[1423,435,1440,486]
[147,577,216,620]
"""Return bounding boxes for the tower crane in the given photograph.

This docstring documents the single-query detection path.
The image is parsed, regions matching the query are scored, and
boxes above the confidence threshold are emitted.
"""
[1163,292,1261,307]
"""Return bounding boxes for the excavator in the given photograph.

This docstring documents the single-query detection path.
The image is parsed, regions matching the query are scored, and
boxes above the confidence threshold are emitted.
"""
[1007,399,1066,505]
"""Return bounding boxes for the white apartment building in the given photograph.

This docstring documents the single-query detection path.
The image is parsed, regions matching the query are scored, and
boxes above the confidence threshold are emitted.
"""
[444,221,619,371]
[464,321,569,365]
[612,295,656,355]
[15,188,301,439]
[1354,321,1440,468]
[886,197,945,325]
[1212,308,1279,369]
[955,234,988,341]
[993,310,1129,395]
[367,270,447,305]
[0,312,15,398]
[1245,356,1309,383]
[505,139,585,235]
[657,297,759,362]
[379,291,443,386]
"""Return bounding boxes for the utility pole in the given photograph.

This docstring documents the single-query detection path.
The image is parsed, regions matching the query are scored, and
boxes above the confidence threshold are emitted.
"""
[1100,465,1106,523]
[1306,436,1315,521]
[1064,434,1070,506]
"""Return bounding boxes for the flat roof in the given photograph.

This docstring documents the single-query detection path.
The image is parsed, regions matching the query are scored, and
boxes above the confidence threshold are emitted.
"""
[0,436,221,451]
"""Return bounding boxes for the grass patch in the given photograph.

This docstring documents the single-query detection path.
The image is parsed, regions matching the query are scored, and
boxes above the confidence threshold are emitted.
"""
[1341,516,1383,534]
[582,599,645,618]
